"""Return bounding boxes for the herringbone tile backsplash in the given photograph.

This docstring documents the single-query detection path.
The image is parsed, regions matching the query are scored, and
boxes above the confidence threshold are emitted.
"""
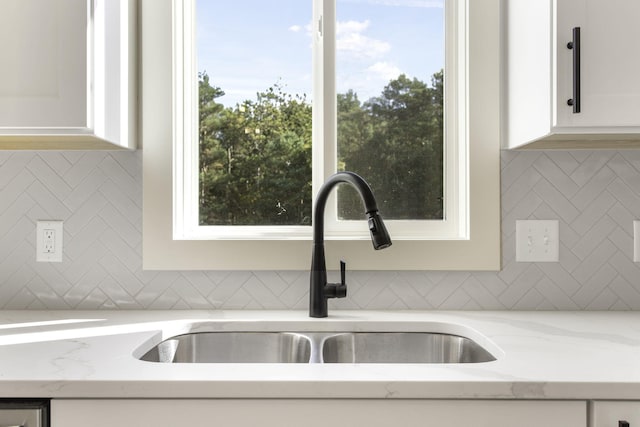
[1,149,640,310]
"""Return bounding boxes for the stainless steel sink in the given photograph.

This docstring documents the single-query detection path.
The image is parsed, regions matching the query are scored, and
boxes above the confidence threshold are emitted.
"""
[140,332,312,363]
[322,332,496,363]
[139,331,496,364]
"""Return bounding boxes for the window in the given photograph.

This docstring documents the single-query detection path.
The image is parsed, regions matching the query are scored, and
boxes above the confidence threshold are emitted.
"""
[196,0,312,227]
[142,0,500,270]
[175,0,466,242]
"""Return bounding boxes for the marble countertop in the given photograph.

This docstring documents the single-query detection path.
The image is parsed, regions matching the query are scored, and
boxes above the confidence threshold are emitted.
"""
[0,310,639,399]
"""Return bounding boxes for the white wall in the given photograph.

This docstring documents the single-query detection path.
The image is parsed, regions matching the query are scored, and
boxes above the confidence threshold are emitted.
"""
[0,149,638,309]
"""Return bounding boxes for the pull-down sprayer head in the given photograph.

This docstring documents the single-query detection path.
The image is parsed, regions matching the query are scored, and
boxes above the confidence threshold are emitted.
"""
[366,211,392,250]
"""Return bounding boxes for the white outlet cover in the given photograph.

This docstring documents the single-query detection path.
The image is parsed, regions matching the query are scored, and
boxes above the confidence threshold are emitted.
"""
[36,220,63,262]
[515,220,559,262]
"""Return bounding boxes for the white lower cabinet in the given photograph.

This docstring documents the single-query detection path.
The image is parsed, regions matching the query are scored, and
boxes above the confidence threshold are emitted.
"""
[52,399,586,427]
[590,401,640,427]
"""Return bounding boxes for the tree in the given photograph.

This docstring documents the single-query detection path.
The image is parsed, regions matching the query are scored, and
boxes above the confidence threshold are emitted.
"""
[199,76,312,225]
[338,72,444,220]
[198,70,444,226]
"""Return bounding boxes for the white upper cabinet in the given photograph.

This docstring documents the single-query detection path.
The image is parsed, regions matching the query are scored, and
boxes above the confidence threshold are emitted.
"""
[504,0,640,149]
[0,0,136,150]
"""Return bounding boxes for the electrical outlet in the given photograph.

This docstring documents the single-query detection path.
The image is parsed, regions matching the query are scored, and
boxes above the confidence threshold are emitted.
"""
[36,221,63,262]
[515,220,559,262]
[43,229,55,253]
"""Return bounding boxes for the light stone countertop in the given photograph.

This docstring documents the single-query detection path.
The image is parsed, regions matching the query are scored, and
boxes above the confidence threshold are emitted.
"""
[0,310,639,399]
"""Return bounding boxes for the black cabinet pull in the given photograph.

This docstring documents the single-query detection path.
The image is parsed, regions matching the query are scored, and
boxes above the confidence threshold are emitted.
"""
[620,421,630,427]
[566,27,581,113]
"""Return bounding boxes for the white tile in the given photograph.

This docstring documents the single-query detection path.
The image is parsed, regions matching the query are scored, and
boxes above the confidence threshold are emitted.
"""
[501,151,541,192]
[570,166,616,211]
[532,179,580,223]
[63,241,109,284]
[460,276,506,309]
[502,169,543,214]
[63,169,108,211]
[365,288,405,309]
[547,151,580,175]
[160,276,208,309]
[512,288,545,310]
[181,271,216,298]
[0,170,35,215]
[143,288,178,309]
[607,203,636,238]
[533,278,579,309]
[385,276,428,309]
[537,262,581,295]
[608,226,633,256]
[37,153,72,176]
[572,263,618,307]
[98,156,140,202]
[207,272,252,304]
[27,156,72,200]
[569,151,614,187]
[0,196,36,242]
[2,149,640,310]
[570,190,617,236]
[222,288,254,309]
[609,275,640,309]
[63,153,105,187]
[64,216,108,261]
[570,216,617,260]
[243,276,283,309]
[438,288,472,309]
[470,272,508,297]
[607,179,640,217]
[571,239,617,284]
[608,252,640,287]
[533,154,579,198]
[585,288,618,310]
[498,264,544,307]
[99,229,140,272]
[425,272,469,307]
[97,203,140,248]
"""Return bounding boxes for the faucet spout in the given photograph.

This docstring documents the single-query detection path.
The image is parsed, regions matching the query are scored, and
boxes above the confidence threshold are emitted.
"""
[310,171,392,318]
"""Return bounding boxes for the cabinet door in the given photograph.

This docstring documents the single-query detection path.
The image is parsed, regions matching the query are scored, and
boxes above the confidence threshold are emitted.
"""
[556,0,640,128]
[0,0,87,129]
[52,399,586,427]
[591,401,640,427]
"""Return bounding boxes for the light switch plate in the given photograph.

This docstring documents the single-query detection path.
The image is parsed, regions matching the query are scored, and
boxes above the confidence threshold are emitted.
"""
[516,220,559,262]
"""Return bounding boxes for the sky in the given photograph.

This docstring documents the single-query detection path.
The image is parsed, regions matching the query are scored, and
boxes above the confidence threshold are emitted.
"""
[196,0,444,107]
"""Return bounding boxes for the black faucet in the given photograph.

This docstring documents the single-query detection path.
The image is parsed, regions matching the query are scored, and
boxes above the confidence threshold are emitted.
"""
[309,171,392,318]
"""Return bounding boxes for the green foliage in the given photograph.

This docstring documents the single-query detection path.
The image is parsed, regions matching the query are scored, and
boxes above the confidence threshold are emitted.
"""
[198,70,444,226]
[199,73,312,225]
[338,72,443,220]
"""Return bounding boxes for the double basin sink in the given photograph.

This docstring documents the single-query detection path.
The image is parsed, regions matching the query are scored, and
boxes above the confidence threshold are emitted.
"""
[139,329,497,364]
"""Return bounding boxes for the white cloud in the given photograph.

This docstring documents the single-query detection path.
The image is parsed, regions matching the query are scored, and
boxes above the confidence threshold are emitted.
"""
[336,20,390,59]
[289,25,302,33]
[337,20,371,35]
[367,62,402,81]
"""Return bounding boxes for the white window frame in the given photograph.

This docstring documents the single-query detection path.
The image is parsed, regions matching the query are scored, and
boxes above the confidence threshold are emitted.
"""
[174,0,465,241]
[141,0,500,270]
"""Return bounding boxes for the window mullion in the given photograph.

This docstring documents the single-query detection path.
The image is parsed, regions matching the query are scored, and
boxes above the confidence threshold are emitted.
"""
[318,0,355,239]
[312,0,337,221]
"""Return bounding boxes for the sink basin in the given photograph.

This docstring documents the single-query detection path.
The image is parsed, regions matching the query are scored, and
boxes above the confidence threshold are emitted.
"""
[322,332,496,363]
[140,332,312,363]
[139,330,496,364]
